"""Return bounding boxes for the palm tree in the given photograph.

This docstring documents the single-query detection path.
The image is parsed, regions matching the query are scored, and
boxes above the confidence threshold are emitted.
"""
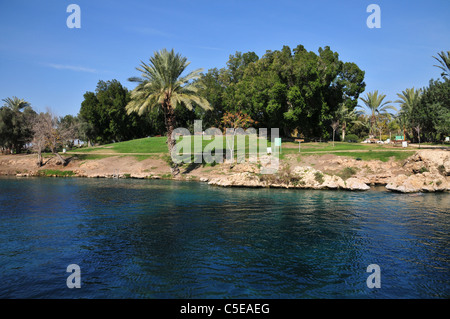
[330,120,339,147]
[395,87,422,138]
[126,49,212,175]
[357,91,396,137]
[335,103,361,142]
[432,50,450,79]
[2,96,31,112]
[1,96,33,153]
[395,88,422,119]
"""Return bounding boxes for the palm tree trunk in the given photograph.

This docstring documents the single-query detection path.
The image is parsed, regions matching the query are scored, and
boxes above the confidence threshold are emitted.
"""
[163,99,180,176]
[341,122,346,142]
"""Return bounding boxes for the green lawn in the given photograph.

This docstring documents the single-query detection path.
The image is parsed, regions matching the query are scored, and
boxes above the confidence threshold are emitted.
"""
[332,151,415,162]
[66,137,416,162]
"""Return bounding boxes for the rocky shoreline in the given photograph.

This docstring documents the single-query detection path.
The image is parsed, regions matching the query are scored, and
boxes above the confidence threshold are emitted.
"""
[1,149,449,193]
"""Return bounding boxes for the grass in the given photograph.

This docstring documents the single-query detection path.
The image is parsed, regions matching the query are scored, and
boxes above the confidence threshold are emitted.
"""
[72,154,111,160]
[66,138,416,163]
[332,151,414,162]
[38,169,75,177]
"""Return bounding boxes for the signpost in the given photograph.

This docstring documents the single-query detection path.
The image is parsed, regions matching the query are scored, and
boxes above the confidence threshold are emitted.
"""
[295,139,304,152]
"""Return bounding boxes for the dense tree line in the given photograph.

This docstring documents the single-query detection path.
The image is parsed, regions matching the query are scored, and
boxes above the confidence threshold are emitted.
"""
[196,45,366,139]
[79,79,160,145]
[1,47,448,158]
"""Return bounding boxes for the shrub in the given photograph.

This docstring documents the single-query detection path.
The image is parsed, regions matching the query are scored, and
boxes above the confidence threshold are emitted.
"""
[419,166,429,174]
[314,172,324,184]
[437,165,445,175]
[339,167,358,180]
[345,134,360,143]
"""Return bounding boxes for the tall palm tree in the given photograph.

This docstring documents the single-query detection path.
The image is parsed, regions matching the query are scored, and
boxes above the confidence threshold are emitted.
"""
[357,91,396,137]
[432,50,450,79]
[395,87,422,136]
[126,49,212,175]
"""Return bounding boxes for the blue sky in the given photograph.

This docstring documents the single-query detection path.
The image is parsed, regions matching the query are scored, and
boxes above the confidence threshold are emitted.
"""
[0,0,449,116]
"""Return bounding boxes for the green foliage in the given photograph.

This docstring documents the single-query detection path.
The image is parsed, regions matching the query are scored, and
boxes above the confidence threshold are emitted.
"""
[433,51,450,79]
[259,165,303,185]
[419,166,429,173]
[38,169,75,177]
[314,172,324,184]
[333,151,414,162]
[357,91,396,136]
[395,88,422,131]
[339,167,358,180]
[79,79,149,144]
[344,134,360,143]
[199,44,365,139]
[410,79,450,142]
[0,97,36,153]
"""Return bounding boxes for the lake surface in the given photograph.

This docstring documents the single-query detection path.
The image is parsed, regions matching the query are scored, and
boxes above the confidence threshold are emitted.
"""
[0,177,448,299]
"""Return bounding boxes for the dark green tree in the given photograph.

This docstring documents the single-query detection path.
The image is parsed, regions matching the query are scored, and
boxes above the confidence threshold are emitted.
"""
[79,79,143,144]
[0,97,36,153]
[410,79,450,142]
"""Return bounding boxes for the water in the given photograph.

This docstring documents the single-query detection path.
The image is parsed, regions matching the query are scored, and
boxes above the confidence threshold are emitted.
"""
[0,177,448,299]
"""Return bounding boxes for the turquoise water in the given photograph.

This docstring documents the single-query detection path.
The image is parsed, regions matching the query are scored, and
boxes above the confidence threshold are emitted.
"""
[0,177,448,298]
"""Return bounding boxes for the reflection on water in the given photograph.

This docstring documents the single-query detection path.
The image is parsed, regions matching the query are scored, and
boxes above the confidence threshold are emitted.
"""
[0,177,448,298]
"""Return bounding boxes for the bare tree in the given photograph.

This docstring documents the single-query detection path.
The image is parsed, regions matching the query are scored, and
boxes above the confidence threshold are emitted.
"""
[31,113,50,166]
[331,120,339,147]
[31,110,76,166]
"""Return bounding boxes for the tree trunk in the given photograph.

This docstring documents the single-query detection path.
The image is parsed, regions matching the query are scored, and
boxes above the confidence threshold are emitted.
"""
[332,130,335,147]
[163,99,180,176]
[53,149,67,166]
[36,150,43,167]
[341,123,346,142]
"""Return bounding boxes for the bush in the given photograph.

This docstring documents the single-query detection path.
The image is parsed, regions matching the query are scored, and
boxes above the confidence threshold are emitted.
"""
[339,167,358,180]
[345,134,360,143]
[419,166,429,174]
[314,172,324,184]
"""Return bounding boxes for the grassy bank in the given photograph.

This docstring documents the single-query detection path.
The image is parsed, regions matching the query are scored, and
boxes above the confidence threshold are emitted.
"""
[66,137,416,162]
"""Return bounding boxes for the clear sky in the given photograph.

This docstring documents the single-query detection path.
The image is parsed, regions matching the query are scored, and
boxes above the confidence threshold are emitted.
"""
[0,0,449,116]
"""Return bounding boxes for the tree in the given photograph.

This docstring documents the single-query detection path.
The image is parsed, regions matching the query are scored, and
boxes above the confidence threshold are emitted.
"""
[414,124,421,148]
[358,91,396,137]
[31,110,76,166]
[215,45,365,139]
[335,102,361,142]
[410,79,450,142]
[395,87,422,140]
[79,79,144,144]
[0,97,35,153]
[330,120,339,147]
[126,49,212,175]
[433,51,450,79]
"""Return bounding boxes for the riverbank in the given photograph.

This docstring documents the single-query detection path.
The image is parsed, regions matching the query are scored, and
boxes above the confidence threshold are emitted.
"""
[1,149,449,193]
